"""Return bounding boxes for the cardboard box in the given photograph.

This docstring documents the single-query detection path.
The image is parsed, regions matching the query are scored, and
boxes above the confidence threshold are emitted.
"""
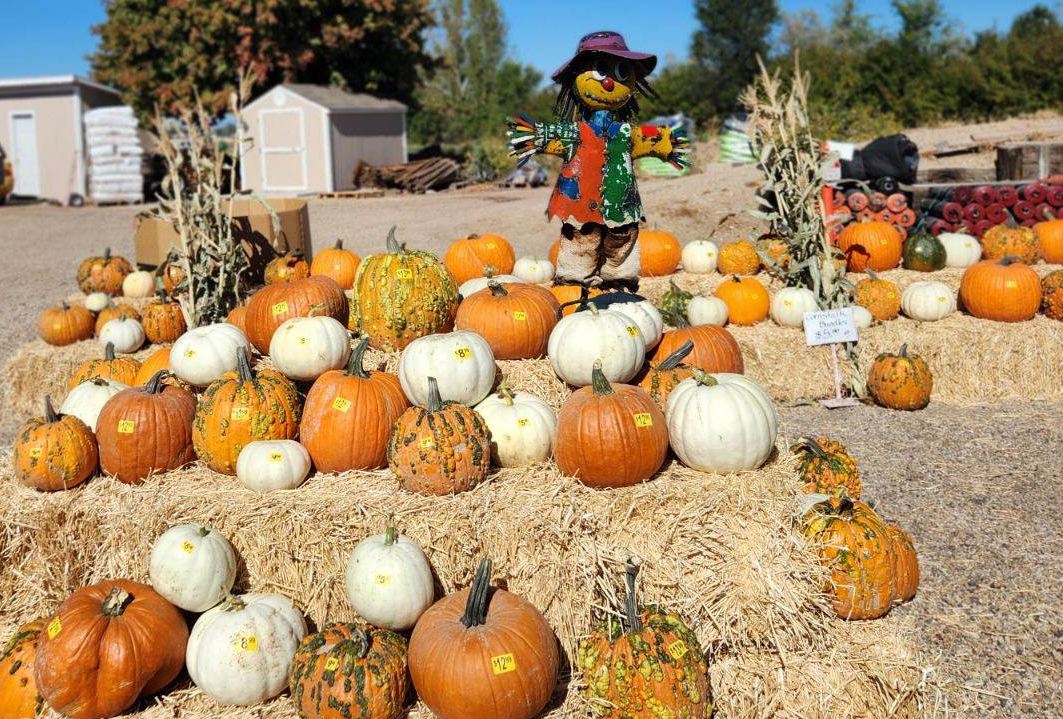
[133,197,313,280]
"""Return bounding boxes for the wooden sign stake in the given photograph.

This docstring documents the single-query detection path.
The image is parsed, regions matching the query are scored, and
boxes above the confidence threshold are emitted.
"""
[818,185,859,409]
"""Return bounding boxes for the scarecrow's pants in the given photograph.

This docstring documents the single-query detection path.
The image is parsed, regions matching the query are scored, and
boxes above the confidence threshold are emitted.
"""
[555,221,640,290]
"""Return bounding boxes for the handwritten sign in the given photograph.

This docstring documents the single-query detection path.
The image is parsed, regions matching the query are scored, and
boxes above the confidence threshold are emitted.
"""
[803,308,858,347]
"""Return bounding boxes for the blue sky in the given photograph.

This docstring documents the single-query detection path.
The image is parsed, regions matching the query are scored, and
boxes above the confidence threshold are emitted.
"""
[0,0,1056,82]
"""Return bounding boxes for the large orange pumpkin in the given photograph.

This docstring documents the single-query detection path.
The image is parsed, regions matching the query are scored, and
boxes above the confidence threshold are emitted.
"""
[714,275,769,325]
[310,239,361,289]
[445,233,516,284]
[245,275,349,353]
[409,558,558,719]
[981,223,1040,264]
[1034,209,1063,264]
[34,580,188,719]
[140,294,187,344]
[192,348,301,475]
[637,339,694,410]
[14,396,97,492]
[76,248,133,295]
[549,284,603,316]
[69,342,141,389]
[648,320,744,375]
[265,252,311,284]
[301,336,409,472]
[866,344,932,411]
[0,619,46,719]
[455,282,559,359]
[555,361,668,488]
[959,257,1042,322]
[638,229,682,277]
[836,220,902,272]
[38,301,94,346]
[95,371,197,484]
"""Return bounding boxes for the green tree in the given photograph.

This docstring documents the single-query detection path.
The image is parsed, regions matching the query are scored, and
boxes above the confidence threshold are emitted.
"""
[91,0,434,121]
[692,0,779,116]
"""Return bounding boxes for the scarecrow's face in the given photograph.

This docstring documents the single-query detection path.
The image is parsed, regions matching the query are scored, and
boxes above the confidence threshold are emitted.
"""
[573,55,634,111]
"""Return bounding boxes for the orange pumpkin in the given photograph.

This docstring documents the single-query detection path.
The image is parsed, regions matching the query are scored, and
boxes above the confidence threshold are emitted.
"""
[959,257,1041,322]
[1041,270,1063,320]
[161,262,186,295]
[141,294,187,344]
[14,396,97,492]
[310,239,361,289]
[76,247,133,295]
[0,619,46,719]
[866,344,932,411]
[836,220,902,272]
[245,275,349,353]
[455,282,559,359]
[1034,209,1063,264]
[225,305,248,334]
[888,523,920,604]
[649,320,744,375]
[265,252,311,284]
[717,240,760,275]
[132,346,172,386]
[445,233,516,284]
[387,377,491,495]
[757,235,791,270]
[301,337,409,472]
[854,271,901,321]
[548,240,560,267]
[549,284,602,316]
[555,361,668,488]
[638,229,682,277]
[38,301,94,346]
[94,302,141,336]
[637,339,694,410]
[408,558,558,719]
[34,580,188,719]
[69,342,141,389]
[981,223,1040,264]
[714,275,769,325]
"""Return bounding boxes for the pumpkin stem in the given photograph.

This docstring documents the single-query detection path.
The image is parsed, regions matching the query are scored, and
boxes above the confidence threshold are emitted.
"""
[144,370,169,394]
[384,515,397,546]
[104,247,111,261]
[836,496,855,519]
[104,342,116,361]
[798,437,828,459]
[898,343,909,358]
[483,265,498,278]
[496,382,516,405]
[658,340,694,370]
[690,368,719,387]
[998,255,1021,267]
[61,300,70,310]
[590,360,614,396]
[43,396,58,423]
[671,312,691,329]
[348,626,370,659]
[221,594,246,612]
[307,302,326,318]
[385,226,403,254]
[487,280,508,297]
[865,269,879,282]
[197,526,209,537]
[1043,207,1057,222]
[622,559,642,633]
[335,239,344,250]
[1004,209,1017,229]
[460,558,492,628]
[236,347,253,382]
[346,336,371,379]
[425,377,443,411]
[555,286,594,320]
[101,587,131,616]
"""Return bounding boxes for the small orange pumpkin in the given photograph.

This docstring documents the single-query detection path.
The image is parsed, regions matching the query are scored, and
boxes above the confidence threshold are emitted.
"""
[714,275,769,325]
[981,223,1040,264]
[0,619,46,719]
[161,262,186,295]
[867,344,932,411]
[717,240,760,275]
[14,396,98,492]
[854,271,900,321]
[310,239,361,289]
[637,339,694,410]
[836,220,902,272]
[38,301,95,346]
[548,284,603,316]
[1034,208,1063,264]
[757,234,791,270]
[455,281,559,359]
[265,252,311,284]
[141,293,187,344]
[69,342,141,389]
[638,229,682,277]
[444,233,516,284]
[959,257,1042,322]
[76,247,133,295]
[648,319,744,375]
[548,240,560,267]
[1041,270,1063,320]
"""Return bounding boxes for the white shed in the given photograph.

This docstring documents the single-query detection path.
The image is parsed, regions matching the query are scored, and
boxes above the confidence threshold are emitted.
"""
[241,84,407,195]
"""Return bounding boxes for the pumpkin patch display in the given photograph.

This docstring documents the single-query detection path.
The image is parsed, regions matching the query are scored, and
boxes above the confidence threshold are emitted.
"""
[981,223,1040,264]
[96,371,197,483]
[901,280,956,321]
[170,322,251,387]
[473,384,557,468]
[901,232,947,272]
[638,229,682,276]
[265,252,311,285]
[193,349,301,475]
[141,293,187,344]
[717,240,760,275]
[455,281,559,359]
[122,270,155,298]
[854,271,901,321]
[577,561,711,719]
[959,257,1041,322]
[14,396,97,491]
[937,232,982,268]
[791,437,862,498]
[0,619,45,719]
[1041,270,1063,320]
[714,275,769,325]
[148,524,237,612]
[245,275,348,354]
[512,255,554,284]
[387,376,491,495]
[269,314,352,382]
[290,623,409,719]
[187,593,307,706]
[638,339,694,411]
[69,342,141,388]
[409,558,558,719]
[98,317,145,354]
[837,220,902,272]
[398,330,496,406]
[351,227,460,351]
[555,361,668,488]
[866,344,933,410]
[76,247,133,295]
[1035,209,1063,263]
[310,239,361,289]
[236,439,312,492]
[60,378,128,432]
[94,302,141,336]
[681,239,719,274]
[445,232,516,284]
[34,579,188,719]
[38,301,94,346]
[345,518,434,631]
[548,305,646,386]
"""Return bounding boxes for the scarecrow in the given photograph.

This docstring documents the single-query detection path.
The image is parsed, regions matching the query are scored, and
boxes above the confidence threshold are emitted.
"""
[508,31,690,293]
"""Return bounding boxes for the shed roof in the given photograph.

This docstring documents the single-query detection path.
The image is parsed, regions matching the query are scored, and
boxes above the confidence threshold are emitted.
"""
[272,84,406,113]
[0,75,120,97]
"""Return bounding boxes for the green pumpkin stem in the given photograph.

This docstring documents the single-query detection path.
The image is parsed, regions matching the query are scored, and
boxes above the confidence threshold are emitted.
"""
[385,226,403,254]
[658,340,694,370]
[197,526,209,537]
[460,558,493,628]
[590,360,614,396]
[346,336,371,379]
[690,368,719,387]
[220,593,246,612]
[104,342,116,361]
[496,382,516,405]
[349,626,370,659]
[622,559,642,633]
[998,256,1021,267]
[103,247,111,261]
[144,370,169,394]
[43,396,58,423]
[1043,207,1057,222]
[865,269,880,282]
[798,437,828,460]
[898,343,909,358]
[425,377,443,412]
[101,587,131,616]
[384,515,397,546]
[235,348,253,382]
[61,300,70,310]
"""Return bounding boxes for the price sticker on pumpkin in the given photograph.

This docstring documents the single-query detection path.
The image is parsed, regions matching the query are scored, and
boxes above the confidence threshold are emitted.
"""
[632,412,653,428]
[271,301,289,316]
[93,263,103,272]
[234,634,259,652]
[626,325,639,337]
[269,452,284,463]
[490,653,516,675]
[117,420,135,434]
[333,263,343,271]
[181,540,195,554]
[1005,280,1018,289]
[332,397,352,413]
[325,657,340,672]
[486,242,498,249]
[421,437,435,449]
[396,268,413,280]
[517,417,529,428]
[298,336,308,345]
[184,349,196,359]
[53,322,62,330]
[47,617,61,639]
[513,311,527,321]
[667,640,688,660]
[29,447,42,459]
[454,347,473,360]
[375,573,391,586]
[277,268,288,277]
[231,407,250,421]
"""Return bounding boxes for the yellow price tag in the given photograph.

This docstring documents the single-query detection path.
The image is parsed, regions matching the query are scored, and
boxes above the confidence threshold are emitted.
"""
[517,417,529,428]
[298,336,308,345]
[325,657,340,671]
[421,437,434,449]
[491,653,516,675]
[92,263,103,272]
[880,239,890,245]
[333,263,343,271]
[375,574,391,586]
[29,447,42,458]
[938,296,948,302]
[513,311,527,321]
[668,640,688,660]
[332,397,351,413]
[53,322,62,330]
[632,412,653,428]
[1005,280,1018,289]
[271,301,289,316]
[277,268,288,277]
[181,540,195,554]
[47,617,61,639]
[625,326,639,337]
[454,347,473,360]
[269,452,283,462]
[395,268,413,280]
[117,419,135,434]
[486,242,498,249]
[184,349,196,359]
[965,242,974,249]
[231,407,250,420]
[234,634,259,652]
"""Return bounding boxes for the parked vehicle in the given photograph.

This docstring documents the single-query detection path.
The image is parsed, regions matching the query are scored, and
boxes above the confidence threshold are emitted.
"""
[0,142,12,204]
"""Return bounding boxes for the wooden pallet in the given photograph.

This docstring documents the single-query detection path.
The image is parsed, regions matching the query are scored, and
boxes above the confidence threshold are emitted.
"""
[316,189,386,200]
[915,166,996,184]
[996,142,1063,181]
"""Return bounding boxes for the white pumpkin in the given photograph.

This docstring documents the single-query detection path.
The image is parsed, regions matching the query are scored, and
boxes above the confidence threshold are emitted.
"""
[59,378,128,431]
[187,593,307,706]
[149,524,237,612]
[473,386,557,467]
[344,520,434,631]
[122,270,156,298]
[399,330,496,406]
[268,315,351,381]
[84,292,111,313]
[236,439,311,492]
[850,305,874,329]
[98,317,145,353]
[548,305,645,386]
[458,273,521,298]
[938,232,982,268]
[901,280,956,321]
[681,240,719,274]
[171,322,250,387]
[604,298,663,349]
[512,256,554,284]
[688,295,729,326]
[770,287,819,328]
[665,372,778,473]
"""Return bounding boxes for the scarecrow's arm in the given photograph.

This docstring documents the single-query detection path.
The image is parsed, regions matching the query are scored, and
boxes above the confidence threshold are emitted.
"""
[631,123,692,169]
[507,115,579,166]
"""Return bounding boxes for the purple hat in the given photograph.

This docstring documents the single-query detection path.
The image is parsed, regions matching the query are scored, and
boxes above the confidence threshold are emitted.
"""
[551,31,657,83]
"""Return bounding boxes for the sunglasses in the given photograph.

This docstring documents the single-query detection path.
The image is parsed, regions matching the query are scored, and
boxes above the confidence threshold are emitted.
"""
[591,58,632,82]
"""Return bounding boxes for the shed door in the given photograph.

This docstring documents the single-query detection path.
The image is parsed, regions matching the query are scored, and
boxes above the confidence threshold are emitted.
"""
[258,108,307,191]
[9,112,40,196]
